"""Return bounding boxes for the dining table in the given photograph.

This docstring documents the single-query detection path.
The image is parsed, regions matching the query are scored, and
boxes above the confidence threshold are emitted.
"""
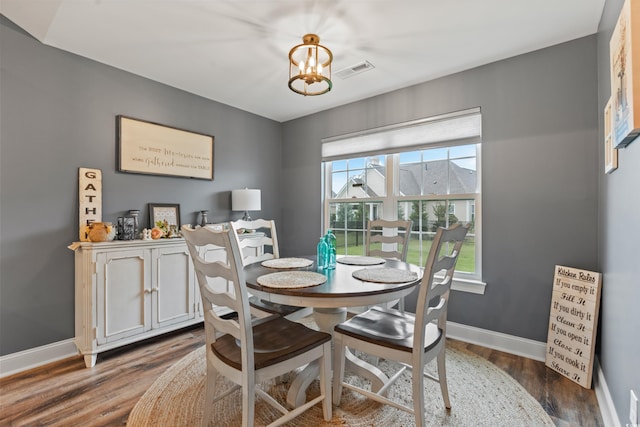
[243,254,422,408]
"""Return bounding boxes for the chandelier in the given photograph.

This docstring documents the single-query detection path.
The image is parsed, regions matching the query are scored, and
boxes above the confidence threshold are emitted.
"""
[288,34,333,96]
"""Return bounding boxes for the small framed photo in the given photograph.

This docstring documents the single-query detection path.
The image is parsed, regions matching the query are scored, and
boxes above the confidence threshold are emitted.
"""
[149,203,181,230]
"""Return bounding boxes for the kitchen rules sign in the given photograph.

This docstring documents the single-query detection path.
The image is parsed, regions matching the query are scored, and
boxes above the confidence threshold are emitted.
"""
[545,265,602,388]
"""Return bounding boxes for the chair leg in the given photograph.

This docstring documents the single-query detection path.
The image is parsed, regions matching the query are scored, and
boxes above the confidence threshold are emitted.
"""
[332,334,346,406]
[320,342,332,421]
[437,350,451,409]
[242,376,256,427]
[203,361,217,427]
[412,364,426,427]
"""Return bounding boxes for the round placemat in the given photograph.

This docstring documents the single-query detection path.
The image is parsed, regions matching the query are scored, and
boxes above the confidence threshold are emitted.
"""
[257,271,327,289]
[261,257,313,269]
[352,267,419,284]
[337,256,386,266]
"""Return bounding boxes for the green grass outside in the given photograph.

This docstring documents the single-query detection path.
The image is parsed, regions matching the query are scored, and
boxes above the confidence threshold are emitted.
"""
[335,232,475,272]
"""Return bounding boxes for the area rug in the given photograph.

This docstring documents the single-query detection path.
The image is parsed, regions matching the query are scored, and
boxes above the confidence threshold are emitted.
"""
[128,332,553,426]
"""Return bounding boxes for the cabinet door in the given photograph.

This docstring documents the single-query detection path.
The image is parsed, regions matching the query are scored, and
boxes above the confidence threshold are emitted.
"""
[152,245,196,329]
[96,249,151,345]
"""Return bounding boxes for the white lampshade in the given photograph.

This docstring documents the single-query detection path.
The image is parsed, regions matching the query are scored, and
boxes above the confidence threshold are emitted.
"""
[232,189,261,220]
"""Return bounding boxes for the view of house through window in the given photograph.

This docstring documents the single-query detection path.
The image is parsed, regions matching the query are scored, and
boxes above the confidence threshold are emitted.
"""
[322,109,481,281]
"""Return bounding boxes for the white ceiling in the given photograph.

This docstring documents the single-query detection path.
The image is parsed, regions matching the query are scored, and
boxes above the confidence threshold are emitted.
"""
[1,0,605,122]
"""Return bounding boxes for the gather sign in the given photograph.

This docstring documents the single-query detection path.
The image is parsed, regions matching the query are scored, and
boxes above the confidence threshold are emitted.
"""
[545,265,602,389]
[78,167,102,242]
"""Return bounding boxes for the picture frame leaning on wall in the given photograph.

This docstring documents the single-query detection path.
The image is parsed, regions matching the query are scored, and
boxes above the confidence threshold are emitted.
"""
[148,203,181,237]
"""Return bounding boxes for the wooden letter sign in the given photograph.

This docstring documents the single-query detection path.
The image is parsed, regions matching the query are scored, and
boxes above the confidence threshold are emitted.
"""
[545,265,602,388]
[78,168,102,241]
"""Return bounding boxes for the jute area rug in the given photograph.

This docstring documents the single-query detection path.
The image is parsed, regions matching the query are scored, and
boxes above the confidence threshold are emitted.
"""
[128,327,554,426]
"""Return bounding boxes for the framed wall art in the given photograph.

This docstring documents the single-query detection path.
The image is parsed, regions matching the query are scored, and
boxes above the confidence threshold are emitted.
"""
[604,97,618,173]
[609,0,640,148]
[149,203,181,231]
[117,115,214,180]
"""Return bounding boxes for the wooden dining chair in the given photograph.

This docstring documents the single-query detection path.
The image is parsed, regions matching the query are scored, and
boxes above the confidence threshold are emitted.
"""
[365,219,412,312]
[332,223,470,427]
[229,219,312,321]
[181,225,332,427]
[366,219,412,262]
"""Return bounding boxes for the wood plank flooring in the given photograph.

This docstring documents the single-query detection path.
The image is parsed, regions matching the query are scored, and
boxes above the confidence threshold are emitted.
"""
[0,325,603,426]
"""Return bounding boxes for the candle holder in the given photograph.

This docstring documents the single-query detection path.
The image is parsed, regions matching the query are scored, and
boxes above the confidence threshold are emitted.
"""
[199,210,209,227]
[128,210,140,238]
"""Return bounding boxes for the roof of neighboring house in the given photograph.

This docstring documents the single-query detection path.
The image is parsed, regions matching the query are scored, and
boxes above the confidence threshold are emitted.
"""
[400,160,476,195]
[334,159,476,198]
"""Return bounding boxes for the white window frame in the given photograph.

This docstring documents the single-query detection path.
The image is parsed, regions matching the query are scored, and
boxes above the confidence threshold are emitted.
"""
[321,108,486,295]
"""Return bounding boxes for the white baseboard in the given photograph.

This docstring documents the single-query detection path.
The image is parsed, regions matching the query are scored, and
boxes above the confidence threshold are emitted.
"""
[446,320,547,361]
[0,339,78,378]
[593,356,622,427]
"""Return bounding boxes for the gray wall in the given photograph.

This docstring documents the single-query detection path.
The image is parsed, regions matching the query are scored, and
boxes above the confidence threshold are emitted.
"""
[0,16,282,355]
[280,35,599,343]
[3,8,637,425]
[596,0,640,425]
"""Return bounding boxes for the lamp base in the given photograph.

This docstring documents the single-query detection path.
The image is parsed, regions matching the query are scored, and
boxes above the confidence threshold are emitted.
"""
[242,212,252,221]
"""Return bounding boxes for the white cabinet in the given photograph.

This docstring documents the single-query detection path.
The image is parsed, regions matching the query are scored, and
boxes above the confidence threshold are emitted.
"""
[70,239,200,367]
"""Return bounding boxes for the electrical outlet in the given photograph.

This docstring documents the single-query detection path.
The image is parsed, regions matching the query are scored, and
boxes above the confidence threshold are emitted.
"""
[631,390,639,425]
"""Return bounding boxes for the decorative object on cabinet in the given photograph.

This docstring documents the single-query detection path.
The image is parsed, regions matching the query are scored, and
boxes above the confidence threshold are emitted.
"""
[117,115,214,180]
[149,203,181,238]
[604,97,618,174]
[129,209,140,237]
[609,0,640,148]
[117,216,136,240]
[231,188,261,221]
[199,210,209,227]
[78,167,103,242]
[87,222,115,242]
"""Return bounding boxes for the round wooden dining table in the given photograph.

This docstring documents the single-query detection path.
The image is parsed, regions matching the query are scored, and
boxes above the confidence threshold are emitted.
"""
[243,255,422,408]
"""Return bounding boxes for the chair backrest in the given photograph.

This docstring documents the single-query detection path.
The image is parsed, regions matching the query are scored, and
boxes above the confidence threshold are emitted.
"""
[366,219,413,261]
[181,225,255,371]
[413,223,469,354]
[229,219,280,266]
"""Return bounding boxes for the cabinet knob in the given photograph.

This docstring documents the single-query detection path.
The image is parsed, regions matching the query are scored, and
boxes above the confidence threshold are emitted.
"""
[144,288,152,294]
[152,287,159,293]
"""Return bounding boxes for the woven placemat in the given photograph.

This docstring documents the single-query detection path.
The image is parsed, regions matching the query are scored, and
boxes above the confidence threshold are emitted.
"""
[352,267,419,284]
[257,271,327,289]
[337,256,386,266]
[261,257,313,269]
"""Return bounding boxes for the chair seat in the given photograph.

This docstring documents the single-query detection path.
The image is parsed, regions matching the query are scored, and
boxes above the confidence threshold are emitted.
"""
[213,316,331,371]
[248,295,306,318]
[334,306,442,353]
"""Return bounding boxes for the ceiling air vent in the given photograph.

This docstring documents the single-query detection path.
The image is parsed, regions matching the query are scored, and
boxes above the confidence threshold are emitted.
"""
[335,61,375,80]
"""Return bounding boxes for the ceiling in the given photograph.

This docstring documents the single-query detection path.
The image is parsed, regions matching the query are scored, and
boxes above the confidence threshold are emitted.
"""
[1,0,605,122]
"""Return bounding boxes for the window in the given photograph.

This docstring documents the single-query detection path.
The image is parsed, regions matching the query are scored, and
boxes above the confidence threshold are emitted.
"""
[322,108,484,293]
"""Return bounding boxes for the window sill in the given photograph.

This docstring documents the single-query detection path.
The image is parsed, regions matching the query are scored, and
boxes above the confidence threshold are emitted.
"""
[451,277,486,294]
[432,274,486,295]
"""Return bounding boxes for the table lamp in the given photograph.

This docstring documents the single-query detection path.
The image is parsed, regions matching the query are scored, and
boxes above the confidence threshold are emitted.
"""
[232,188,261,221]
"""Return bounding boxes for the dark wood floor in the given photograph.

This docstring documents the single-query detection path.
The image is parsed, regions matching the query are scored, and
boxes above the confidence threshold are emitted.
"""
[0,325,603,427]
